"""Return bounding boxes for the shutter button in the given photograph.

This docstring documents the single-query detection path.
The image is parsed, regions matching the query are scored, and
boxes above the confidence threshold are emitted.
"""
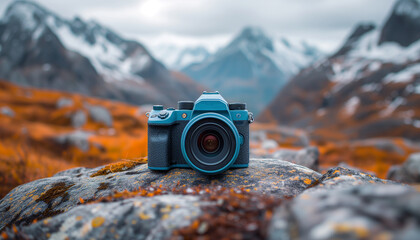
[158,110,169,119]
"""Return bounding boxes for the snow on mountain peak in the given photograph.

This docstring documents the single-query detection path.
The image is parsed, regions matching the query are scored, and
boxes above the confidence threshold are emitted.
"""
[394,0,420,19]
[150,44,210,70]
[1,0,153,83]
[227,26,274,54]
[3,1,47,30]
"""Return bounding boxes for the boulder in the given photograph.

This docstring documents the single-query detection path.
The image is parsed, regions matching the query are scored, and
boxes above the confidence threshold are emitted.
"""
[387,152,420,183]
[56,97,74,108]
[0,159,321,230]
[86,105,113,127]
[269,184,419,240]
[308,167,391,191]
[1,159,419,240]
[4,195,203,240]
[272,147,319,171]
[70,110,86,128]
[0,106,14,117]
[54,130,91,152]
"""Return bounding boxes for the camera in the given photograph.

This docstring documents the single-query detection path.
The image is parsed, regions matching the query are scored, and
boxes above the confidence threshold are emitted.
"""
[147,91,253,175]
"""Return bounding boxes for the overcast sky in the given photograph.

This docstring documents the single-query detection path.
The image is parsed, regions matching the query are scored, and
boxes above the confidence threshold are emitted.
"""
[0,0,396,53]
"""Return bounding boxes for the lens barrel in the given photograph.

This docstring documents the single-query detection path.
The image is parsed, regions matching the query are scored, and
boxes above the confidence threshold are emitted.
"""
[181,113,240,174]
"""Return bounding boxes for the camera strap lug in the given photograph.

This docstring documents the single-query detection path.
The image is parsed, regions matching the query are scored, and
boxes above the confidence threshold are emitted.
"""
[248,112,254,123]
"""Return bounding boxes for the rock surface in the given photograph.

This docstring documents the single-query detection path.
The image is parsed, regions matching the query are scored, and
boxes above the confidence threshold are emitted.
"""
[0,159,320,231]
[387,152,420,183]
[0,106,14,117]
[1,159,419,240]
[70,110,87,128]
[5,195,203,240]
[269,184,420,240]
[272,147,319,171]
[54,130,91,152]
[86,105,113,127]
[56,97,74,108]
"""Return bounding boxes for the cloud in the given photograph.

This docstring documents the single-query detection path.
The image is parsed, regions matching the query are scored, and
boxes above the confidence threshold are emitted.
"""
[0,0,396,52]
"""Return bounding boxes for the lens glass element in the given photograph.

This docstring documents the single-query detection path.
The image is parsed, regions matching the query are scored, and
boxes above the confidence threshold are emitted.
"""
[199,133,220,153]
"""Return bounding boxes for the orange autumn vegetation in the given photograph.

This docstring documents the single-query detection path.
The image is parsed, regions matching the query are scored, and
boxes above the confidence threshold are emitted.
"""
[251,123,419,179]
[0,80,148,197]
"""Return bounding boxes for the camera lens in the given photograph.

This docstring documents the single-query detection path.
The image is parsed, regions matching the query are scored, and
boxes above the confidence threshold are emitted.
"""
[199,133,220,153]
[181,113,240,175]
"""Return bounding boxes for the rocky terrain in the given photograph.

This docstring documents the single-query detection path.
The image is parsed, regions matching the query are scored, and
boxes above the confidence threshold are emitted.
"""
[1,156,419,239]
[182,26,323,115]
[0,1,202,107]
[259,0,420,141]
[0,80,149,198]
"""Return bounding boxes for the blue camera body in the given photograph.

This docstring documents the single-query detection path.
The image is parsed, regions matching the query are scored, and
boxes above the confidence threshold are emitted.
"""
[147,91,253,175]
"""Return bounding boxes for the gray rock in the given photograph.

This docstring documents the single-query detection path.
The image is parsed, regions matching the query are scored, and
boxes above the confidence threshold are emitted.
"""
[56,97,74,108]
[86,105,113,127]
[351,138,405,155]
[54,130,91,152]
[70,110,86,128]
[387,153,420,183]
[308,167,392,191]
[269,184,420,240]
[273,147,319,171]
[3,195,203,240]
[0,159,321,230]
[0,106,14,117]
[337,162,375,176]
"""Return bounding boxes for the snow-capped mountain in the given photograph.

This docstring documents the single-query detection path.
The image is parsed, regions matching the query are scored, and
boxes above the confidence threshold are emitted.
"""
[150,44,210,70]
[259,0,420,141]
[0,1,202,106]
[182,26,323,115]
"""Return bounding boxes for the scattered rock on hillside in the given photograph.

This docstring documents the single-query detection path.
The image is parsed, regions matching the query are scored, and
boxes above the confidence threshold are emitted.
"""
[86,105,113,127]
[272,147,319,171]
[269,184,419,240]
[56,97,74,108]
[0,159,321,230]
[70,110,86,128]
[0,106,14,117]
[352,138,406,155]
[387,152,420,183]
[54,130,91,152]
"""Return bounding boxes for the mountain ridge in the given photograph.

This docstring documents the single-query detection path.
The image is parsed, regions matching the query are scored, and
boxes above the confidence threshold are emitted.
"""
[0,0,202,107]
[182,26,323,115]
[259,0,420,141]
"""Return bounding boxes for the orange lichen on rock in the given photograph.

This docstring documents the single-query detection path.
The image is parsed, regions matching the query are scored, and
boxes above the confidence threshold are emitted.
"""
[90,157,147,177]
[91,216,105,228]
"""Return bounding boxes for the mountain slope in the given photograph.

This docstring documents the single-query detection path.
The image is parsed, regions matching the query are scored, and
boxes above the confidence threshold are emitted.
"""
[150,44,210,70]
[182,27,323,115]
[0,1,202,106]
[259,0,420,141]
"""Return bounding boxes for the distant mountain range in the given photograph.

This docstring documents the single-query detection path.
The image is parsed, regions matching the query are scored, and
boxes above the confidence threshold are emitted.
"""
[150,44,211,70]
[181,27,323,115]
[259,0,420,141]
[0,1,203,107]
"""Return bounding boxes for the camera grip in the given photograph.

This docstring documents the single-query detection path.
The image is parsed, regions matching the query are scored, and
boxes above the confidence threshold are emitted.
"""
[148,126,171,169]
